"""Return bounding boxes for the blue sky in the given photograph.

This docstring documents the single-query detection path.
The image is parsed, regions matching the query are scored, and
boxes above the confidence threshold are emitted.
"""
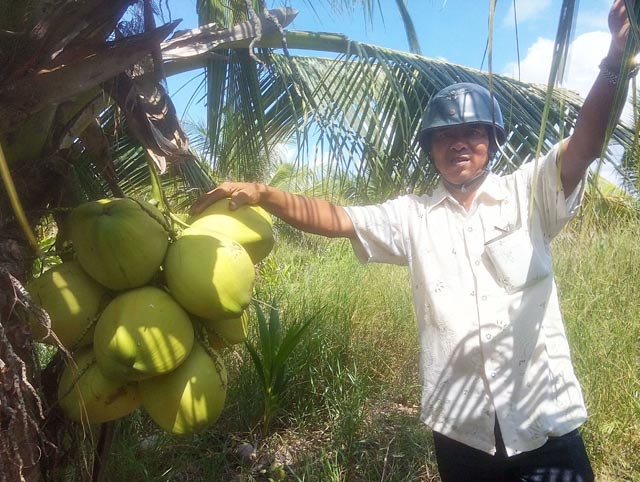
[165,0,614,123]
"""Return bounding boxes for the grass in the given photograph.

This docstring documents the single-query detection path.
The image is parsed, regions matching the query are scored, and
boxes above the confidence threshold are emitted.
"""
[554,221,640,481]
[92,218,639,481]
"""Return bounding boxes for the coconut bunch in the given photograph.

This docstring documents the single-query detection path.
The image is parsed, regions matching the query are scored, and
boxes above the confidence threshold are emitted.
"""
[27,197,274,435]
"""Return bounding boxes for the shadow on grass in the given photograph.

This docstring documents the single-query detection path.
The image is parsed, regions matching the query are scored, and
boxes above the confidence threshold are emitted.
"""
[105,401,440,482]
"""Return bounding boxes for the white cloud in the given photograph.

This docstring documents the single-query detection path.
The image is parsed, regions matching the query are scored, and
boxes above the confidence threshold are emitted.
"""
[503,0,552,26]
[502,37,555,84]
[503,30,611,98]
[565,31,611,97]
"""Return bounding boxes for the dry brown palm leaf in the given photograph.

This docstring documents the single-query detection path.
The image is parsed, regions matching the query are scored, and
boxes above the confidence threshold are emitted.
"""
[161,7,298,75]
[77,119,123,196]
[0,20,179,136]
[0,0,135,82]
[104,7,300,174]
[108,73,192,173]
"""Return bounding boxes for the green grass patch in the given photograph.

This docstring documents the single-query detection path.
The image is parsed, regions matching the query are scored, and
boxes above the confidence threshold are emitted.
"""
[554,222,640,481]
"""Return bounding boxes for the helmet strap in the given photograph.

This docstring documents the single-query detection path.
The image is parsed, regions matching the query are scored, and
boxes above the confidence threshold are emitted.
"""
[441,168,490,194]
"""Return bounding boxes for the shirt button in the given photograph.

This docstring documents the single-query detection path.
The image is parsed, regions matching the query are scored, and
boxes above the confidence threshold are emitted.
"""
[467,227,473,232]
[474,260,481,266]
[481,295,487,301]
[485,333,492,340]
[491,371,497,378]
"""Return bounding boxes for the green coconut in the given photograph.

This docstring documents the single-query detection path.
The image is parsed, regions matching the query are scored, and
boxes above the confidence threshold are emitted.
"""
[140,341,227,435]
[58,348,141,424]
[199,311,249,350]
[68,198,170,290]
[189,198,274,264]
[26,261,108,348]
[93,286,194,381]
[164,227,255,320]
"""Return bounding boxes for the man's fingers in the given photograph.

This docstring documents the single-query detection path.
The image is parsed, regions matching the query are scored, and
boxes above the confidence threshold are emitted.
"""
[190,187,228,215]
[190,182,260,215]
[228,191,252,210]
[189,197,211,216]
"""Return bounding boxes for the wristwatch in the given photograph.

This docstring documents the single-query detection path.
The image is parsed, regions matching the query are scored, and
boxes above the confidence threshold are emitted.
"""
[599,58,640,85]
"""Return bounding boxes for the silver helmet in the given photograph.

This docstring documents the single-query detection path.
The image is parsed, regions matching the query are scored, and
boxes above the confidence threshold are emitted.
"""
[418,83,506,151]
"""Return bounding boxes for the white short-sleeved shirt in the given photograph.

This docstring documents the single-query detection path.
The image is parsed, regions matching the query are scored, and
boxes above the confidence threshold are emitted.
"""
[344,144,588,457]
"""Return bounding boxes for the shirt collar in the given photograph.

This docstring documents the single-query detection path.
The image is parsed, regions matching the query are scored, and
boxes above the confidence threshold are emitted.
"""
[427,172,508,212]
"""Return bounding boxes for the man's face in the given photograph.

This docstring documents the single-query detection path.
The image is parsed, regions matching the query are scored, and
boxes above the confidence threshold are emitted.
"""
[429,124,490,186]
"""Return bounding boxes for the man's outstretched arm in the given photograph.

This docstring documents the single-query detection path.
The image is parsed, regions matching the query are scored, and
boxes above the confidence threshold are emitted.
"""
[190,181,357,239]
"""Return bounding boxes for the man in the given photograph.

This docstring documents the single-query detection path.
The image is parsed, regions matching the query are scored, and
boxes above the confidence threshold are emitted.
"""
[191,1,635,479]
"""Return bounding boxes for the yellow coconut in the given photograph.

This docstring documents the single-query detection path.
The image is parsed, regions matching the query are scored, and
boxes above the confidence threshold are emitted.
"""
[26,261,108,348]
[189,198,274,264]
[93,286,194,381]
[140,341,227,435]
[58,348,141,424]
[199,311,249,350]
[68,198,169,290]
[164,227,255,320]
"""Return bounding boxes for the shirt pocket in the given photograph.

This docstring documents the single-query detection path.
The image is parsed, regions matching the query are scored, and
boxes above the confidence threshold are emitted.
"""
[484,227,551,293]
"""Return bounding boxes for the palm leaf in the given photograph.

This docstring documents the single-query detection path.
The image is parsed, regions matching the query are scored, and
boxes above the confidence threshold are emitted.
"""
[195,41,609,200]
[161,1,638,203]
[393,0,422,55]
[68,105,211,213]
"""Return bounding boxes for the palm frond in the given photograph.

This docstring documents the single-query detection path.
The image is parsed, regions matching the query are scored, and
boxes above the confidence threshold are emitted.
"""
[156,1,639,208]
[67,106,211,214]
[198,37,629,201]
[393,0,421,55]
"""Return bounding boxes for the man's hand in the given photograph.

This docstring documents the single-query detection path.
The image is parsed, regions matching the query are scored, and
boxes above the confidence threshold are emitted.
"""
[608,0,635,61]
[190,182,267,216]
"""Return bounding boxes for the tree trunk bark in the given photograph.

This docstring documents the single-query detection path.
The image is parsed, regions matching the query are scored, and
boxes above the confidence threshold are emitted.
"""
[0,231,45,482]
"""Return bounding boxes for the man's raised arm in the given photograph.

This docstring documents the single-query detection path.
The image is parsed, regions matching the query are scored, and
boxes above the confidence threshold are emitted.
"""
[561,0,637,194]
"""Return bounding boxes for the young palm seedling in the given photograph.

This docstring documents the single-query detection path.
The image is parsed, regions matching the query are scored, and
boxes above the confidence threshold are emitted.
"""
[245,300,316,434]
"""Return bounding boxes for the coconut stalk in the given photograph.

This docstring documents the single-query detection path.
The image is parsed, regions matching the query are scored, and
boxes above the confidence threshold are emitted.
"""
[162,30,408,77]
